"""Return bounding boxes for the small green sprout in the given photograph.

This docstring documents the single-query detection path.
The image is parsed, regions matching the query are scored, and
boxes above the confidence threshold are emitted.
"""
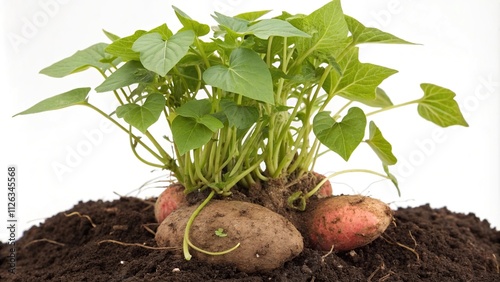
[215,228,228,238]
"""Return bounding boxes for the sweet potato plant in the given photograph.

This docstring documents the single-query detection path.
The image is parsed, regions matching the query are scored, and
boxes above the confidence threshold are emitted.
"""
[15,0,468,272]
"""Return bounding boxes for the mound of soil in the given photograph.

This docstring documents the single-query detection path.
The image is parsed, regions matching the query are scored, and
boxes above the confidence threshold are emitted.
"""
[1,196,499,281]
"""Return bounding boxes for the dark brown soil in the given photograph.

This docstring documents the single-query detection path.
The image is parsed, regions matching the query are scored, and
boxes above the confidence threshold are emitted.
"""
[1,196,499,282]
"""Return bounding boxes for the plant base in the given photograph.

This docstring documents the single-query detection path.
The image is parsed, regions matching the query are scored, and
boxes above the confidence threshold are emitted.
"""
[1,196,499,281]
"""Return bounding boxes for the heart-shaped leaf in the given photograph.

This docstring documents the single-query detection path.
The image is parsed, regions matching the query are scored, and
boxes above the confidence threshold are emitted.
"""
[132,30,195,77]
[172,99,223,155]
[203,48,274,104]
[172,116,217,155]
[365,121,397,165]
[14,88,90,117]
[220,99,259,130]
[313,107,367,161]
[176,99,212,118]
[418,83,469,127]
[116,93,166,133]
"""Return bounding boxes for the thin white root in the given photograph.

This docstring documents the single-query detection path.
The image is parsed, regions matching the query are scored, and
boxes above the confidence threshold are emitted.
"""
[320,244,335,263]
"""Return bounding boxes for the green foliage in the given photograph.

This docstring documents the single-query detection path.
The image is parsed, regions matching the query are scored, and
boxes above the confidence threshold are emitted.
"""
[418,83,469,127]
[203,48,274,104]
[313,108,366,161]
[15,1,467,198]
[14,88,90,116]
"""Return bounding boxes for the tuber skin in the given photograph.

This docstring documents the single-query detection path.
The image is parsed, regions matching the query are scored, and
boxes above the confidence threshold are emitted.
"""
[154,183,188,223]
[306,195,392,252]
[155,200,304,273]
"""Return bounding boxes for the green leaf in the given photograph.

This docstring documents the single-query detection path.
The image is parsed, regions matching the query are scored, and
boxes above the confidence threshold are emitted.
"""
[365,121,397,165]
[313,107,367,161]
[214,228,228,237]
[293,0,349,55]
[175,99,223,137]
[418,83,469,127]
[235,10,271,21]
[323,48,397,102]
[148,23,173,39]
[102,29,120,42]
[105,30,146,61]
[383,165,400,195]
[13,88,90,116]
[116,93,166,133]
[246,19,311,39]
[203,48,274,104]
[344,16,416,45]
[383,164,400,196]
[198,115,224,132]
[132,31,195,77]
[95,61,147,92]
[171,116,214,155]
[220,99,259,129]
[176,99,212,118]
[213,12,249,33]
[173,6,210,36]
[361,87,394,108]
[40,43,115,78]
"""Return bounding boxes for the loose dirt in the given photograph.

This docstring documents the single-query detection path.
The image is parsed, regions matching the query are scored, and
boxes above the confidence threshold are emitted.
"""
[1,196,499,281]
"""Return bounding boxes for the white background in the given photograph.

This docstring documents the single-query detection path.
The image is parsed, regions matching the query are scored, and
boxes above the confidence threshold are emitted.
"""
[1,0,499,243]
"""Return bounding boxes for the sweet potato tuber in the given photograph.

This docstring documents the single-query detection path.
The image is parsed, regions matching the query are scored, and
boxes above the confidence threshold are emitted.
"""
[154,183,188,223]
[306,195,392,252]
[155,200,304,273]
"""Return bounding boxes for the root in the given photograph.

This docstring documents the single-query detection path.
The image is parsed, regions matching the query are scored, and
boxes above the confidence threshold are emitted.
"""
[97,239,180,251]
[378,271,396,282]
[64,212,97,228]
[320,244,335,264]
[367,260,395,282]
[24,238,66,248]
[142,223,158,236]
[381,231,420,263]
[367,260,384,281]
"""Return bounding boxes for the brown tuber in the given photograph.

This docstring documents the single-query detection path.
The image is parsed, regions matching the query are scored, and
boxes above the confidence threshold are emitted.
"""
[155,200,304,273]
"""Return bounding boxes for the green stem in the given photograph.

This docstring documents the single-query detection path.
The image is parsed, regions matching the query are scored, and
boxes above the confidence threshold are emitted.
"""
[127,126,165,169]
[224,159,263,191]
[366,99,420,117]
[183,190,240,260]
[83,103,167,165]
